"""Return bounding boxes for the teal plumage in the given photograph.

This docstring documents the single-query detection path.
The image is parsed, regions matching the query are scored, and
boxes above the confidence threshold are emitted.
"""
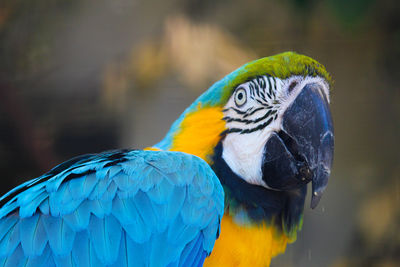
[0,150,224,266]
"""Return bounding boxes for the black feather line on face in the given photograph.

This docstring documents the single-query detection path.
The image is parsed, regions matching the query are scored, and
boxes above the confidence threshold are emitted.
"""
[223,110,272,125]
[266,76,272,95]
[243,107,264,118]
[224,117,273,134]
[223,107,247,115]
[255,99,270,107]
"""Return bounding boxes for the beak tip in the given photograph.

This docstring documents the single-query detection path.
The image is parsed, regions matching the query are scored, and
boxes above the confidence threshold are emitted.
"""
[310,189,325,209]
[310,194,321,209]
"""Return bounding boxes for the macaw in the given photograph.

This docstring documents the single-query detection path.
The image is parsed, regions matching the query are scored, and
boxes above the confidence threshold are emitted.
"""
[0,52,334,267]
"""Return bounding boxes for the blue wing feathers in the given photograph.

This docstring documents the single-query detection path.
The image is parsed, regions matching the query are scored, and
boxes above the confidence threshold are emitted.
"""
[88,173,110,201]
[113,171,137,193]
[102,180,118,202]
[178,232,204,267]
[53,253,74,267]
[120,219,152,244]
[193,250,208,267]
[164,186,186,222]
[42,216,75,256]
[71,230,90,266]
[201,219,221,253]
[4,244,25,267]
[133,191,158,229]
[88,215,121,265]
[19,214,47,256]
[0,218,20,257]
[146,178,175,205]
[0,201,18,220]
[0,215,18,243]
[167,215,199,246]
[19,190,47,218]
[24,244,52,267]
[63,202,91,232]
[111,197,138,226]
[109,231,127,267]
[125,231,151,266]
[0,150,224,266]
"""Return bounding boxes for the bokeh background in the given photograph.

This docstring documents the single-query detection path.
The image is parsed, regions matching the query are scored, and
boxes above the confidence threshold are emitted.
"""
[0,0,399,266]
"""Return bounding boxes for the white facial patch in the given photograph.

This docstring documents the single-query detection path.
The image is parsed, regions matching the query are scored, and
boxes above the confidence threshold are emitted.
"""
[221,75,329,188]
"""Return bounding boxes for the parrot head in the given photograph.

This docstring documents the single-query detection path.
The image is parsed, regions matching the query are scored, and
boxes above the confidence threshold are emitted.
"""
[155,52,334,228]
[219,63,334,209]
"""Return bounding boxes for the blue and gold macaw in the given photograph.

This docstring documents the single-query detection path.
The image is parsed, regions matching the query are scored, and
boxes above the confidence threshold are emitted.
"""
[0,52,334,266]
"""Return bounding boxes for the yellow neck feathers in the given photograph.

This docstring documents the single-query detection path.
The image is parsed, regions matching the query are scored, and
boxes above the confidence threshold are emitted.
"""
[204,215,290,267]
[169,106,226,163]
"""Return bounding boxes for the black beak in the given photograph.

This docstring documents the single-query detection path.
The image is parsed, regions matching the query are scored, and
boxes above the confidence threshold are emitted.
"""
[262,83,334,209]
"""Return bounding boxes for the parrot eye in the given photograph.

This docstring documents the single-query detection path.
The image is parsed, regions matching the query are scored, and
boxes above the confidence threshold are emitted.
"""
[234,88,247,107]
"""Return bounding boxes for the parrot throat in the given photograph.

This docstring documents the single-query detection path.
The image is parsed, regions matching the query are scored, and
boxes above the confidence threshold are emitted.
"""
[210,141,306,240]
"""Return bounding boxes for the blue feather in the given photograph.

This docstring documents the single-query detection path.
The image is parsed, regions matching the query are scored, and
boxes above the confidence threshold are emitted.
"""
[88,175,110,201]
[88,215,121,265]
[87,199,112,218]
[120,217,152,244]
[113,171,138,193]
[19,214,47,256]
[38,198,50,215]
[146,178,174,205]
[167,215,198,247]
[165,170,192,186]
[202,220,220,253]
[24,246,52,267]
[16,184,44,206]
[192,249,207,267]
[3,244,24,267]
[180,195,206,226]
[0,215,18,243]
[109,231,127,267]
[101,181,117,202]
[53,253,74,267]
[67,176,86,200]
[178,233,204,267]
[95,167,109,182]
[19,191,48,218]
[0,219,20,257]
[133,191,157,229]
[0,201,18,219]
[148,230,183,267]
[125,233,150,266]
[164,186,186,222]
[62,203,91,231]
[108,166,121,178]
[49,182,69,216]
[71,230,90,266]
[42,216,75,256]
[138,167,163,192]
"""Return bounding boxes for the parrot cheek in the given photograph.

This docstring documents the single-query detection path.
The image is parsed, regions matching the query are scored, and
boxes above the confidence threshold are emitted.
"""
[261,82,334,208]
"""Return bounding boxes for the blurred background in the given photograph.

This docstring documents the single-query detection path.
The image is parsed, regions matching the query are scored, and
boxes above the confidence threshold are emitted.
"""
[0,0,399,266]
